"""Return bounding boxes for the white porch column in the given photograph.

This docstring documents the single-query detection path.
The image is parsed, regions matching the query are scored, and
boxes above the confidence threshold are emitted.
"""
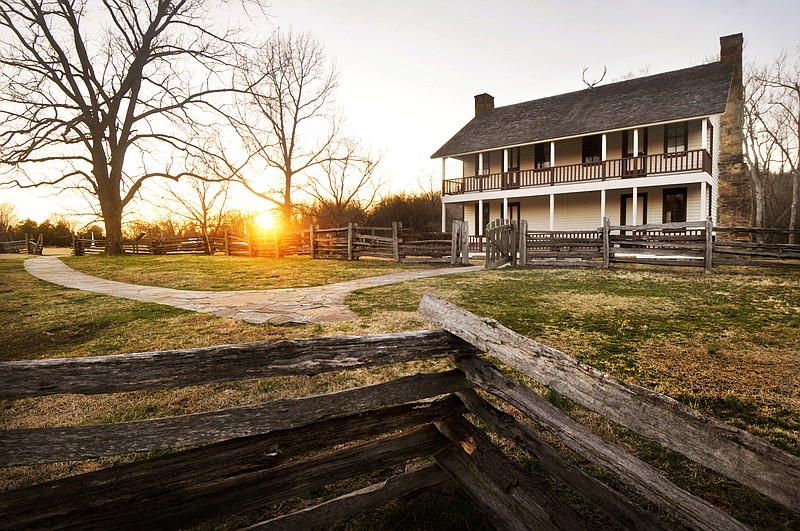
[503,148,509,173]
[478,152,484,175]
[503,197,508,221]
[601,134,607,161]
[600,189,606,225]
[700,182,708,219]
[441,157,446,181]
[549,194,555,231]
[550,142,556,166]
[632,186,638,225]
[633,129,639,158]
[702,119,708,150]
[478,199,484,236]
[441,202,446,232]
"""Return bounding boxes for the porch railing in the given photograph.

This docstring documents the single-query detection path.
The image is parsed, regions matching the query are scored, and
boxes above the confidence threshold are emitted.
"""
[443,149,711,195]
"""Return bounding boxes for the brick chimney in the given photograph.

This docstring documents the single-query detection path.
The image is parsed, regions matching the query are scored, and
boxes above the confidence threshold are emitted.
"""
[716,32,751,227]
[474,93,494,117]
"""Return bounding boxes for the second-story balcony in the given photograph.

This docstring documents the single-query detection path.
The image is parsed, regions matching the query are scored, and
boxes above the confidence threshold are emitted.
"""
[443,149,711,195]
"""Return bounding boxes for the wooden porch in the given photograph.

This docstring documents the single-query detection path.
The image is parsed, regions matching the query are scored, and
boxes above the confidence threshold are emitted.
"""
[443,149,711,195]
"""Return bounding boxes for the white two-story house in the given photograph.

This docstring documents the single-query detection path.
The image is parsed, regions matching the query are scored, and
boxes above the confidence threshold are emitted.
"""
[433,34,747,236]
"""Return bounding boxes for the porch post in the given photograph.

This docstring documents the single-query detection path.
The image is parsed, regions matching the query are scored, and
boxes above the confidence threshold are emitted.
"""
[478,152,484,175]
[600,189,607,226]
[601,133,607,161]
[549,194,555,231]
[702,119,708,150]
[503,197,508,221]
[478,199,484,235]
[503,148,509,173]
[550,142,556,166]
[633,129,639,157]
[632,186,638,225]
[700,182,708,220]
[441,202,446,232]
[441,157,447,181]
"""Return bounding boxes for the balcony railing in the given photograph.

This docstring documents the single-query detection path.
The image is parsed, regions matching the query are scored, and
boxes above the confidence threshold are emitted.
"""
[443,149,711,195]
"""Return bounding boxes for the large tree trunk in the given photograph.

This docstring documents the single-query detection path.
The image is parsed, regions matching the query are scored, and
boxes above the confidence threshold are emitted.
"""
[282,171,293,230]
[791,172,799,244]
[98,186,125,256]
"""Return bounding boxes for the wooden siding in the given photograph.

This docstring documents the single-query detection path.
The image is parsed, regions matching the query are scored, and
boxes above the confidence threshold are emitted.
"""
[554,137,582,166]
[520,144,535,171]
[606,131,623,159]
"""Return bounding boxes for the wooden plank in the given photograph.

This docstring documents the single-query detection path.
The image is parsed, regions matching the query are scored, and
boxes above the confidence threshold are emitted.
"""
[453,355,750,531]
[456,389,672,531]
[611,258,703,267]
[609,221,706,231]
[711,258,800,269]
[3,424,451,530]
[418,294,800,511]
[0,329,472,399]
[1,397,462,529]
[435,415,593,531]
[252,464,450,530]
[0,370,473,466]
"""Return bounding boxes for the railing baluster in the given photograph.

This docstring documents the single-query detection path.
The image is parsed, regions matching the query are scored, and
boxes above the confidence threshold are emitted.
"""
[446,149,710,195]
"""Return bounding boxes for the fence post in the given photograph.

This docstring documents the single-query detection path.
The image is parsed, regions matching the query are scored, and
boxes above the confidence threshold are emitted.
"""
[274,226,281,258]
[309,224,316,259]
[705,216,713,273]
[347,223,354,261]
[519,220,528,266]
[450,220,459,265]
[223,229,230,256]
[392,222,400,262]
[602,217,611,269]
[510,220,518,266]
[247,229,254,258]
[461,220,470,265]
[24,233,30,254]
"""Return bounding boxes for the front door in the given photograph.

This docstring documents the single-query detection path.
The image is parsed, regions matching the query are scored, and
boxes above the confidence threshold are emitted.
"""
[620,193,648,226]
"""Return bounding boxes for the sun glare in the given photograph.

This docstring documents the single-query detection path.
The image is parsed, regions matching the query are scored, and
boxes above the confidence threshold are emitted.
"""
[254,211,277,233]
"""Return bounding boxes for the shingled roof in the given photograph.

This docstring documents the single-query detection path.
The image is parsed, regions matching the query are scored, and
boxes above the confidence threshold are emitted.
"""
[431,61,734,159]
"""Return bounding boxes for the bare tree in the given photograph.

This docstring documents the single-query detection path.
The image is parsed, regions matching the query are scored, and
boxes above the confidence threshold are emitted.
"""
[162,177,230,253]
[230,29,341,229]
[0,201,16,233]
[744,49,800,241]
[305,139,383,227]
[0,0,262,254]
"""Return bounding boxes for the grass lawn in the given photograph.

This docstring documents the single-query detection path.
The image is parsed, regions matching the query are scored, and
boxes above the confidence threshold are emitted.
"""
[61,254,444,291]
[2,253,798,528]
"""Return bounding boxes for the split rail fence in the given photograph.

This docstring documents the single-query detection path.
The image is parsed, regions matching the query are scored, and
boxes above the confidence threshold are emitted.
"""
[0,233,43,255]
[0,296,797,529]
[483,218,800,270]
[72,222,470,264]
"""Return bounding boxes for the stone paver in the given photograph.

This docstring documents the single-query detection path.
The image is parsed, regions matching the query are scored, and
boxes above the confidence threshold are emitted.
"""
[24,256,482,325]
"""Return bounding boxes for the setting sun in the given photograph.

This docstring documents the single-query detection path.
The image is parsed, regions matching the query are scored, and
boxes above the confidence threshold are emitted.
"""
[253,211,277,233]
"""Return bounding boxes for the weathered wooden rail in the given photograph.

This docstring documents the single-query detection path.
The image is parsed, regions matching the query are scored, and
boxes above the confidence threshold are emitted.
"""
[0,233,43,255]
[480,218,800,270]
[1,297,796,529]
[72,222,470,264]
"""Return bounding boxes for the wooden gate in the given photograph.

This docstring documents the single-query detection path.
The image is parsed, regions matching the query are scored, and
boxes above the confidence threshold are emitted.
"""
[484,219,517,269]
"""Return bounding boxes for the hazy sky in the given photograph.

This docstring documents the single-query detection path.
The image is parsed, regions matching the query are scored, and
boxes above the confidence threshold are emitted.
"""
[4,0,800,222]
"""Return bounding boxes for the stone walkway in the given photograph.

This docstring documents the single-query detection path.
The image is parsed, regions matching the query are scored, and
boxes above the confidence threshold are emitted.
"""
[24,256,482,325]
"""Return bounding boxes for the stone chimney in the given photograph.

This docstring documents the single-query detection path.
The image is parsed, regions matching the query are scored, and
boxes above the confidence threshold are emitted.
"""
[474,93,494,117]
[717,33,751,227]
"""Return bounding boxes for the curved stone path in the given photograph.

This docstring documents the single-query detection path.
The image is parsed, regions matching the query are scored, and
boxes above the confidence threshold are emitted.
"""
[24,256,482,325]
